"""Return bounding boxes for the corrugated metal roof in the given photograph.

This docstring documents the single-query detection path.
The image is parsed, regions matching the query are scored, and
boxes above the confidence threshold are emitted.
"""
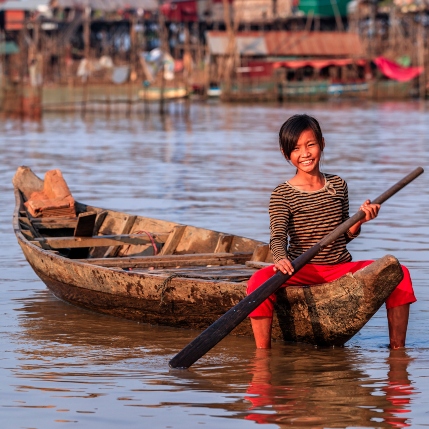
[206,31,365,58]
[264,31,364,57]
[54,0,158,11]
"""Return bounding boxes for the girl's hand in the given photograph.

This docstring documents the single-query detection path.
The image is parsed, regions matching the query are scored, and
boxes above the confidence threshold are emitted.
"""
[359,199,380,223]
[273,258,294,275]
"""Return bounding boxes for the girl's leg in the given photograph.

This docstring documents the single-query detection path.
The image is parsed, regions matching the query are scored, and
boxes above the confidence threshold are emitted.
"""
[246,266,278,349]
[387,304,410,349]
[250,317,273,349]
[385,265,415,348]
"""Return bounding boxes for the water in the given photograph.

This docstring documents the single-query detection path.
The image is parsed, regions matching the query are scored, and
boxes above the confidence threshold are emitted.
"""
[1,99,429,428]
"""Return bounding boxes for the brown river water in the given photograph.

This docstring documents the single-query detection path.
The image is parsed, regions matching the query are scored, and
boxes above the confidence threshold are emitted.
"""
[1,99,429,428]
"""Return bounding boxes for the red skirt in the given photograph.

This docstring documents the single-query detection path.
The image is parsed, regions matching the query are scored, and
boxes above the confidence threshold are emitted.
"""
[246,260,416,318]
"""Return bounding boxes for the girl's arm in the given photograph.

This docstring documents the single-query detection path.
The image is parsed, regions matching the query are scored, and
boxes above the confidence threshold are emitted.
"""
[343,181,379,239]
[269,189,294,275]
[343,181,360,241]
[348,199,380,235]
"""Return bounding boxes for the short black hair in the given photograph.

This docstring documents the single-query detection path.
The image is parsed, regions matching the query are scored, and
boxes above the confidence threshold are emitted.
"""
[279,114,324,160]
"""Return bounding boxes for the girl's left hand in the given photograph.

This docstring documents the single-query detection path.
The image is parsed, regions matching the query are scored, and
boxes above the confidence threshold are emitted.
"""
[359,199,380,223]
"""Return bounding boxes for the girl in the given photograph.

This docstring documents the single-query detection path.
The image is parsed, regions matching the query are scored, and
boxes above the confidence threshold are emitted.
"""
[247,114,416,349]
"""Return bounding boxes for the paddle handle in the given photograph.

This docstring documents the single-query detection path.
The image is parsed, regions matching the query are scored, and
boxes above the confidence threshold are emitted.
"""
[295,166,425,272]
[169,167,424,369]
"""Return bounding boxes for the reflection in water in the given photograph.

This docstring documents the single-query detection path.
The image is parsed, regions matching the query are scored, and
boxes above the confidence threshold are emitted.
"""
[243,348,416,428]
[13,289,184,361]
[13,289,417,428]
[383,349,416,428]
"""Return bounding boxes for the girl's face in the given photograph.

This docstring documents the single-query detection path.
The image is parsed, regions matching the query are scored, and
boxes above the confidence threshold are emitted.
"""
[287,129,324,175]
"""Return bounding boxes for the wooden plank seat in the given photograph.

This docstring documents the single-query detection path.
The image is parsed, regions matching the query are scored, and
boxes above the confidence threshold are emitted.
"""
[34,232,171,249]
[29,211,101,231]
[75,251,254,269]
[29,217,79,229]
[246,260,272,269]
[132,264,256,282]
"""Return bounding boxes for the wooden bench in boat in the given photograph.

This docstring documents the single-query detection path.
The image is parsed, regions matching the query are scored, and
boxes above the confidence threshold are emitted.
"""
[132,263,257,281]
[27,210,101,231]
[75,251,254,268]
[29,217,79,229]
[33,232,171,249]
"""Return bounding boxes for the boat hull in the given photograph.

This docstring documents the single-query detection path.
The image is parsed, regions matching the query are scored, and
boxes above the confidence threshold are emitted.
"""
[17,233,402,346]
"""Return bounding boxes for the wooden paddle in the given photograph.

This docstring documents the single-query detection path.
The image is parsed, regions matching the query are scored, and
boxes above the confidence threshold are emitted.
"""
[169,167,424,369]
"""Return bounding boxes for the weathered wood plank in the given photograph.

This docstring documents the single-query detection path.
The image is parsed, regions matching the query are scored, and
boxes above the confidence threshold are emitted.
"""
[21,229,34,240]
[30,217,78,229]
[74,212,97,237]
[158,225,187,255]
[251,244,269,262]
[214,234,233,253]
[12,166,44,199]
[89,211,133,258]
[76,251,254,268]
[246,260,272,269]
[92,211,108,235]
[35,232,170,249]
[68,212,99,259]
[136,265,255,281]
[103,215,137,258]
[19,217,41,241]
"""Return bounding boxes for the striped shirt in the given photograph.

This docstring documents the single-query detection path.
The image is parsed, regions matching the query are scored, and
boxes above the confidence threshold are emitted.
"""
[269,173,360,265]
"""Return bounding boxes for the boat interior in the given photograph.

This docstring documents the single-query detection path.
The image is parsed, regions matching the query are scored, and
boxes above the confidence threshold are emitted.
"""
[14,166,274,282]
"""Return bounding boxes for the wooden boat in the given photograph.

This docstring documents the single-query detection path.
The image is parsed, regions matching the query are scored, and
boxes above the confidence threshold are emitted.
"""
[12,166,404,347]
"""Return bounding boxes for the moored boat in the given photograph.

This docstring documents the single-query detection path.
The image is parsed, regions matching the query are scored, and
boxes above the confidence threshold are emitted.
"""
[12,166,404,346]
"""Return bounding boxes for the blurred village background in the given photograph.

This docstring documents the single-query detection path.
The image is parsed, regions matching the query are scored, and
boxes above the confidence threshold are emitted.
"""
[0,0,427,118]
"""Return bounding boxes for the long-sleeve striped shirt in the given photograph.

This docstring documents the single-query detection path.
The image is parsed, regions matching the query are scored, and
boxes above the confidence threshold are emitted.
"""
[269,173,360,265]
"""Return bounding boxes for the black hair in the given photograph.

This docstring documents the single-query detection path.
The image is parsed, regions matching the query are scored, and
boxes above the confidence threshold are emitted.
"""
[278,114,324,160]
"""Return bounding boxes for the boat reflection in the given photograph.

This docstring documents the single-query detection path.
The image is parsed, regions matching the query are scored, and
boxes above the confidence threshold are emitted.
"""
[13,289,184,358]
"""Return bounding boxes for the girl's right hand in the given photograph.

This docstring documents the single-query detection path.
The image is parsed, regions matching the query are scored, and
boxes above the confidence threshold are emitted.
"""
[273,258,294,275]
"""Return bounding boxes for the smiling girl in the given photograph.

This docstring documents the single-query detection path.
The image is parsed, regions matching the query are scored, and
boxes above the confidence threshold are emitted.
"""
[247,114,416,349]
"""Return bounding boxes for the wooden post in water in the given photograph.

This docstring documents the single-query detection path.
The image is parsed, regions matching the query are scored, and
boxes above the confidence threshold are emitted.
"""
[82,6,91,116]
[221,0,235,100]
[0,31,4,110]
[330,0,344,32]
[18,25,27,119]
[127,14,137,117]
[29,16,42,119]
[158,12,168,115]
[184,24,191,117]
[417,17,426,100]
